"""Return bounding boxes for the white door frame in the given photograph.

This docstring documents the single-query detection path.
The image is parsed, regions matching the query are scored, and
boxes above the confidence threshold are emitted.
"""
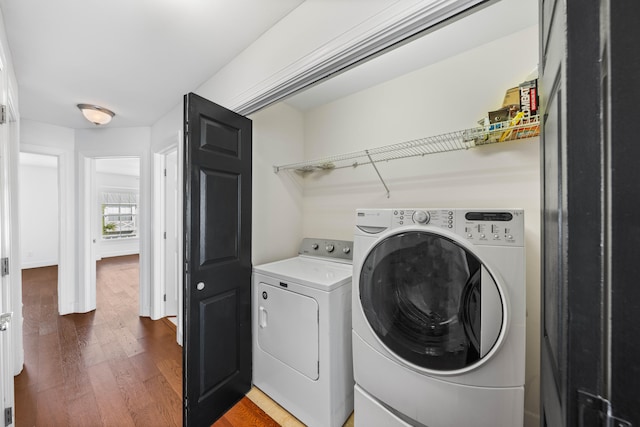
[152,133,183,343]
[0,58,18,424]
[20,144,75,314]
[78,149,150,316]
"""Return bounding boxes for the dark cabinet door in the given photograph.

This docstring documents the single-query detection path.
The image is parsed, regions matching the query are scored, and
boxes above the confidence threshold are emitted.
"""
[182,93,252,427]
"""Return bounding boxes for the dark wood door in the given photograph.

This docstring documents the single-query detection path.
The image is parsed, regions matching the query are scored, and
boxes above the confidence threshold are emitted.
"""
[182,93,252,427]
[540,0,638,425]
[540,0,603,425]
[605,1,640,424]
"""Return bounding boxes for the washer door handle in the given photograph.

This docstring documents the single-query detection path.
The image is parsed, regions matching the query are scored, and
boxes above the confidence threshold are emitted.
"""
[259,306,268,328]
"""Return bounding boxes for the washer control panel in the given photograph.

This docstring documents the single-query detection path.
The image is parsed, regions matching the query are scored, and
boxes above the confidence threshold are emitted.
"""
[392,209,455,228]
[390,209,524,247]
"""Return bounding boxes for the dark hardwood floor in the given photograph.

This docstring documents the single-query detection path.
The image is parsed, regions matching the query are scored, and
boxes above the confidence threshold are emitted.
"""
[16,255,277,427]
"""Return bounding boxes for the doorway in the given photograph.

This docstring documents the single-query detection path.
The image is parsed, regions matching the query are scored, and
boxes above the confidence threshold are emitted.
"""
[18,153,59,270]
[76,150,153,318]
[91,157,142,315]
[18,154,144,317]
[152,139,183,345]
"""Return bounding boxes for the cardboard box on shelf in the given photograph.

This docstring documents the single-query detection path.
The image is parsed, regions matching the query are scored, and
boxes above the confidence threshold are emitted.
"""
[519,79,538,119]
[488,105,519,124]
[502,87,519,108]
[488,108,510,124]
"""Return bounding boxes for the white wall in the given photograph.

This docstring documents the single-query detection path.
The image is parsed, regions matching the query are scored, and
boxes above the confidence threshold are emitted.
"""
[249,103,305,265]
[282,25,541,426]
[19,162,58,268]
[150,104,181,153]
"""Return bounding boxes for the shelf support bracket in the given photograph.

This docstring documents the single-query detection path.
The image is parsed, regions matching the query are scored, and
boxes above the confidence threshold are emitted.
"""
[365,150,390,198]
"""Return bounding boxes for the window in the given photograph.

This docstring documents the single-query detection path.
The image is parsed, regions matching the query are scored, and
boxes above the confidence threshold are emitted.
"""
[101,191,138,239]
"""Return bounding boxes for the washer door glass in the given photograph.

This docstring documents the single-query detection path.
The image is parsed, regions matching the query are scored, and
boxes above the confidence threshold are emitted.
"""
[360,231,503,371]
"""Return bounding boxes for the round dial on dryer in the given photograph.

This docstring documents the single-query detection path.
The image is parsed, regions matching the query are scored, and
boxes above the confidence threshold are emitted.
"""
[325,244,335,253]
[412,210,430,224]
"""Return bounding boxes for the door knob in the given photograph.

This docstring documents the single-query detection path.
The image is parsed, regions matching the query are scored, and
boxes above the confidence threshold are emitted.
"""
[196,282,205,291]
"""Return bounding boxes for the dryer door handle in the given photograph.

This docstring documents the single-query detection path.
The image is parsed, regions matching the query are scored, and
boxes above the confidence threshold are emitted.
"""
[259,306,268,328]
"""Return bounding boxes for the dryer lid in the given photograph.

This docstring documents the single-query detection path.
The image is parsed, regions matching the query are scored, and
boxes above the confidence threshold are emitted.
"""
[254,256,352,291]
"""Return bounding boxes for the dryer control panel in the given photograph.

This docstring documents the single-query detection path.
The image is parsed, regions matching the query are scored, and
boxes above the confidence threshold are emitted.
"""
[298,238,353,261]
[389,208,525,247]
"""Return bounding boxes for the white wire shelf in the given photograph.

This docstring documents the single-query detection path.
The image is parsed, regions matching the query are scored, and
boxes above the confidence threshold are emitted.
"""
[273,115,540,197]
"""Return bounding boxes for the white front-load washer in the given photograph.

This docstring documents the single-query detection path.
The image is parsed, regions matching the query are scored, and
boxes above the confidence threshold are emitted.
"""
[253,238,354,427]
[352,209,525,427]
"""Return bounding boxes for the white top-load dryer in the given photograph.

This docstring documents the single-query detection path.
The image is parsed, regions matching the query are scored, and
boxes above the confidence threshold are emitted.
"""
[253,238,354,427]
[352,209,526,427]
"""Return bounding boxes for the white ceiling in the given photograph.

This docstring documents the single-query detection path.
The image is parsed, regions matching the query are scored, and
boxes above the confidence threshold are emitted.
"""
[0,0,305,129]
[3,0,537,131]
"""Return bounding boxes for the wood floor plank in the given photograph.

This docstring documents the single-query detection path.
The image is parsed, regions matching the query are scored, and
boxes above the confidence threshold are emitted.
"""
[66,391,104,427]
[36,334,64,392]
[143,374,182,426]
[117,325,146,358]
[81,342,109,368]
[62,362,94,402]
[87,361,136,427]
[108,357,155,412]
[129,351,162,383]
[75,323,100,349]
[155,357,182,397]
[13,384,37,427]
[214,398,281,427]
[35,385,70,426]
[129,402,176,427]
[17,334,40,389]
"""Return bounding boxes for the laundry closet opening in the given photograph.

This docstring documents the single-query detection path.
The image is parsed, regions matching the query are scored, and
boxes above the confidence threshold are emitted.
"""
[248,1,540,425]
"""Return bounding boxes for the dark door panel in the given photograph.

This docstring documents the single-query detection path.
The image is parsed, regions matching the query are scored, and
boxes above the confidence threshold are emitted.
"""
[608,2,640,423]
[183,93,252,427]
[537,0,637,425]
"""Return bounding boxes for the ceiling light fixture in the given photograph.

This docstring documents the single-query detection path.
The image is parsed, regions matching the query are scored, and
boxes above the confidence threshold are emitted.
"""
[77,104,115,125]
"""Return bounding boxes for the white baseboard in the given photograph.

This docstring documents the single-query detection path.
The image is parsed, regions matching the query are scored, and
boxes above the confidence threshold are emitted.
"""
[99,250,140,259]
[21,260,58,269]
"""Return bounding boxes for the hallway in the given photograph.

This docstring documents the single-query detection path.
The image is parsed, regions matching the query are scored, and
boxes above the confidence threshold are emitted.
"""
[16,255,182,426]
[14,255,278,426]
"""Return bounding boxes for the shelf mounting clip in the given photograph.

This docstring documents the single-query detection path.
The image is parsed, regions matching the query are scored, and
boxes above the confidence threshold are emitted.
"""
[365,150,390,198]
